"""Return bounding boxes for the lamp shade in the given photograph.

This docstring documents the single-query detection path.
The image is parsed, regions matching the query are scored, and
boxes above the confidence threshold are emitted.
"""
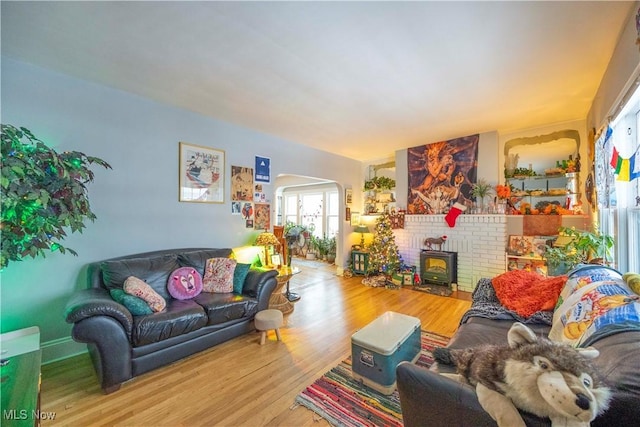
[254,232,280,246]
[354,225,370,234]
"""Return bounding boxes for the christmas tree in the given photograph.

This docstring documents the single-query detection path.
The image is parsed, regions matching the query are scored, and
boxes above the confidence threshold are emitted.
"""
[367,213,403,275]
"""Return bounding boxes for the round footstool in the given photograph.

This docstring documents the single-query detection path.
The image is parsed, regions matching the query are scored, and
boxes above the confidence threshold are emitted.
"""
[254,309,284,345]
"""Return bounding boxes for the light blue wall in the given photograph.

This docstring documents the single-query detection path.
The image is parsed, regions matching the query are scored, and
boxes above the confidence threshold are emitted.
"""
[0,58,362,362]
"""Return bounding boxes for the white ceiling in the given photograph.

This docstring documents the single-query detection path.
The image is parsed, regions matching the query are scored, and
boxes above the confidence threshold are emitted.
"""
[1,1,634,161]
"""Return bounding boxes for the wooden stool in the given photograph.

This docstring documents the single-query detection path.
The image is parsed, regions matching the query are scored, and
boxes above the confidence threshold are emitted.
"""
[254,309,283,345]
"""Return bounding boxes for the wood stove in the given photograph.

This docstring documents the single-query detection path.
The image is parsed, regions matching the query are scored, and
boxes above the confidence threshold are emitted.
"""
[416,250,457,296]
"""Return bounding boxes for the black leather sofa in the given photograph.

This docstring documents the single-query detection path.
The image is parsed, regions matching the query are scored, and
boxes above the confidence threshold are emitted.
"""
[397,275,640,427]
[65,248,277,393]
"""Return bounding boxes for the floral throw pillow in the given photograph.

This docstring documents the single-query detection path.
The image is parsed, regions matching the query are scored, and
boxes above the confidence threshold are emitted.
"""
[123,276,166,312]
[203,258,237,293]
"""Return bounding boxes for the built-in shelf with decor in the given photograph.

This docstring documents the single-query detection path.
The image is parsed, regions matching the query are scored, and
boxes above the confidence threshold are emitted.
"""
[507,173,580,210]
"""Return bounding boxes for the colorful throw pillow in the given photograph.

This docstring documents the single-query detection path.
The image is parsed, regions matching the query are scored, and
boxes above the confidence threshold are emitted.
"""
[167,267,203,300]
[233,263,252,294]
[123,276,166,312]
[491,270,567,318]
[110,289,153,316]
[203,258,237,293]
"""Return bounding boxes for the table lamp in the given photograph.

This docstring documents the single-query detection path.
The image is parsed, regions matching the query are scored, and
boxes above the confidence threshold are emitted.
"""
[354,225,370,247]
[254,231,280,267]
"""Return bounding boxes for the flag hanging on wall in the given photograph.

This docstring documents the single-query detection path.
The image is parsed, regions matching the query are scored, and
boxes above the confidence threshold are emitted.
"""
[605,124,639,182]
[610,148,640,182]
[631,152,640,181]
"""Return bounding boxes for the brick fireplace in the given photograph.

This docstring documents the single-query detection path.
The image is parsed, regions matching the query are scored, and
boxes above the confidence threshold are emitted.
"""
[393,214,507,292]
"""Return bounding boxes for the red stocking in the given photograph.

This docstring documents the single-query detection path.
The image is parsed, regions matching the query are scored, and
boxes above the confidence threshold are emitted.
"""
[445,202,467,227]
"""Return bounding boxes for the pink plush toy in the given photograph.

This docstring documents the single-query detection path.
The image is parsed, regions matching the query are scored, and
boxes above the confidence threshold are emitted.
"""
[167,267,203,300]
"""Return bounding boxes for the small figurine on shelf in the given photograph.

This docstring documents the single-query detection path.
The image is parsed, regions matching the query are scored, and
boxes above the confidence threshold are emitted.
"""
[414,272,421,285]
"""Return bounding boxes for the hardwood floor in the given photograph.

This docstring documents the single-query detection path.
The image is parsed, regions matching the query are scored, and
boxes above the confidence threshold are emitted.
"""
[41,259,472,426]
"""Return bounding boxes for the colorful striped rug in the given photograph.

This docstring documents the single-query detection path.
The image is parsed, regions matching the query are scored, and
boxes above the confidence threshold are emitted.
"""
[295,330,450,427]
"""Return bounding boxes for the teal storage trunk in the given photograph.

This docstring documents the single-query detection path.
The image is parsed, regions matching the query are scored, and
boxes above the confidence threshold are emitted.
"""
[351,311,421,394]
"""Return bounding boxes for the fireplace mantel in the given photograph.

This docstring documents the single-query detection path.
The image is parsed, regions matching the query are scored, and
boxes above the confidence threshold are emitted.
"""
[393,214,507,292]
[393,214,589,292]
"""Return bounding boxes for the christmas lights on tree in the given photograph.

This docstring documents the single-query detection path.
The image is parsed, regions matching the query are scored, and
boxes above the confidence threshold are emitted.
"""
[367,212,403,275]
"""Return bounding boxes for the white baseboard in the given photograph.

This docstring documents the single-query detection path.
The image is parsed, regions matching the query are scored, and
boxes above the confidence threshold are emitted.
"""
[41,337,87,365]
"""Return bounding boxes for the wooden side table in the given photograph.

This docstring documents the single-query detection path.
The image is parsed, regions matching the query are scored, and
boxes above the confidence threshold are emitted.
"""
[352,250,369,275]
[268,266,301,314]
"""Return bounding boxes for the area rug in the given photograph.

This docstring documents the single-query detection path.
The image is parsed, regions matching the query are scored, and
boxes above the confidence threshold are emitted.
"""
[294,330,450,427]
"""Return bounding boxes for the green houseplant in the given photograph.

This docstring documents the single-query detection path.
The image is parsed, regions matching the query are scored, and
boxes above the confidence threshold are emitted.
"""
[1,124,111,269]
[471,178,494,212]
[326,235,336,264]
[544,226,615,275]
[364,176,396,191]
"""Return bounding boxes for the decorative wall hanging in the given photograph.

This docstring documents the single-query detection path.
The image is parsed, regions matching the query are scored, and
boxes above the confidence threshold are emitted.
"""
[345,188,353,205]
[350,212,361,226]
[231,165,253,201]
[179,142,224,203]
[389,210,405,229]
[254,203,271,230]
[407,134,479,214]
[254,155,271,183]
[242,202,254,228]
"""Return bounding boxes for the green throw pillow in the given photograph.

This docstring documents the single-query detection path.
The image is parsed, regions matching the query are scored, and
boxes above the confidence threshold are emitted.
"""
[110,289,153,316]
[233,263,252,294]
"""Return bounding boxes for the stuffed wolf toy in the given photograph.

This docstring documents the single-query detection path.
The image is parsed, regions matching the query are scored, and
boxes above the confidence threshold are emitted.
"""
[433,322,611,427]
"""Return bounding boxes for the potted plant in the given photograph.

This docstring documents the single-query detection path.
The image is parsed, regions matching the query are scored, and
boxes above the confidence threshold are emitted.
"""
[471,178,494,212]
[316,234,331,260]
[364,176,396,191]
[326,235,336,264]
[544,226,615,275]
[306,234,318,260]
[543,245,583,276]
[1,124,111,269]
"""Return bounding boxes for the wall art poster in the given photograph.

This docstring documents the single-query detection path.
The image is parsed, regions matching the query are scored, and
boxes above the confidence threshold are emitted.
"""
[179,142,224,203]
[350,212,361,226]
[241,202,254,221]
[254,203,271,230]
[508,235,535,256]
[345,188,353,205]
[254,184,266,202]
[407,134,479,214]
[255,156,271,183]
[231,201,241,215]
[231,166,253,201]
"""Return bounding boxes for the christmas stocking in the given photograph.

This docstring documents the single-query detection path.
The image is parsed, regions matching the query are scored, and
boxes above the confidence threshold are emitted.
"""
[445,202,467,227]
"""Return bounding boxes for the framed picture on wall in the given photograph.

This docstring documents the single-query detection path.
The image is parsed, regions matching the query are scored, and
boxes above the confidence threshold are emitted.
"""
[179,142,225,203]
[345,188,353,205]
[350,212,361,226]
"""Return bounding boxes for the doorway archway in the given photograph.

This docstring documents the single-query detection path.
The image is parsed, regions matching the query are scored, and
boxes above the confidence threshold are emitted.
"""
[273,174,347,275]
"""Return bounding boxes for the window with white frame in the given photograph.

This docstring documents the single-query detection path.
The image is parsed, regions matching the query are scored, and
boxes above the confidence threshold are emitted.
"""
[282,186,339,239]
[597,83,640,272]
